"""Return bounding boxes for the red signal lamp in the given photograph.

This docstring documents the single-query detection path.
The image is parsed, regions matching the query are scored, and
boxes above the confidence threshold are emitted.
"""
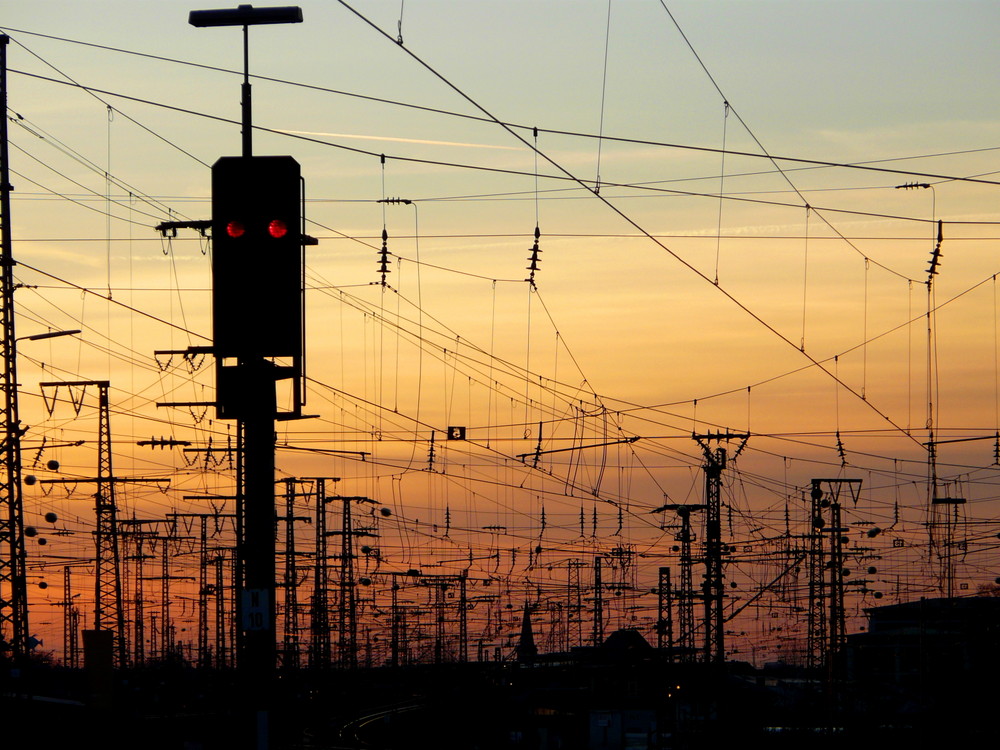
[226,220,246,238]
[268,219,289,239]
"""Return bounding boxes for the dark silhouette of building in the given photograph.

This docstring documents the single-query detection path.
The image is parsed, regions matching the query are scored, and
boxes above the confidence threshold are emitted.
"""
[845,595,1000,736]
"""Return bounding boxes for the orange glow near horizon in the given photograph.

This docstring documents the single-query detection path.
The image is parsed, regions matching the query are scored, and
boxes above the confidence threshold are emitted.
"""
[3,1,1000,667]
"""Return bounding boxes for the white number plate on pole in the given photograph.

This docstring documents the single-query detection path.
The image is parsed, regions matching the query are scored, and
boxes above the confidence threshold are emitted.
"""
[242,588,269,631]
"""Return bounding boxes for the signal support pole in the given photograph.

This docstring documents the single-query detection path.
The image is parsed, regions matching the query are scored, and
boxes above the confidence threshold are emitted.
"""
[190,5,302,158]
[188,8,305,749]
[241,369,278,674]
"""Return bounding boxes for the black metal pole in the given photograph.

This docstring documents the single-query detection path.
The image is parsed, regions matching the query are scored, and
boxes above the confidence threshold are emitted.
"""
[241,24,252,158]
[242,365,276,749]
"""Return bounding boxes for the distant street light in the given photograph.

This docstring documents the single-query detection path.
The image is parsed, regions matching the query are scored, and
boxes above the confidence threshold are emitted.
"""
[189,4,302,27]
[17,329,81,343]
[189,4,304,157]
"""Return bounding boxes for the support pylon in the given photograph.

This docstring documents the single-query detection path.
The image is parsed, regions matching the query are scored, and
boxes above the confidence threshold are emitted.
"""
[592,556,604,646]
[695,432,747,664]
[566,559,583,650]
[280,479,310,669]
[807,478,861,679]
[307,478,337,667]
[330,495,377,667]
[657,566,673,651]
[656,503,702,661]
[62,566,80,667]
[0,34,30,661]
[40,381,131,667]
[214,553,228,668]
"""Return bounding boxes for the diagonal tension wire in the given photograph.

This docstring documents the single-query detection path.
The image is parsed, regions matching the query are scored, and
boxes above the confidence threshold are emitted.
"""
[5,26,999,188]
[5,52,999,189]
[657,0,910,281]
[336,0,925,449]
[16,260,210,341]
[3,33,209,167]
[9,68,998,240]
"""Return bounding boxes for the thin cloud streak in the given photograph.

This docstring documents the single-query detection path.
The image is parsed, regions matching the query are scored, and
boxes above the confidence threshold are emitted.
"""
[277,129,521,151]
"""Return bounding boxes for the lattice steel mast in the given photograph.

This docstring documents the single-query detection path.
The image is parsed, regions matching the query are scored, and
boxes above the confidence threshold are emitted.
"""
[94,382,127,666]
[695,432,748,664]
[654,503,702,661]
[308,478,335,667]
[0,34,30,661]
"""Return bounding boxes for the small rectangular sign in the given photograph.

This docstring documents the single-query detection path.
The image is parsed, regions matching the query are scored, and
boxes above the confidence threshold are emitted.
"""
[242,588,270,631]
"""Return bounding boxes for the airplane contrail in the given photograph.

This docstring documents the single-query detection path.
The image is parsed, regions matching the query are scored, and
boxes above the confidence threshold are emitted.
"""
[279,129,521,151]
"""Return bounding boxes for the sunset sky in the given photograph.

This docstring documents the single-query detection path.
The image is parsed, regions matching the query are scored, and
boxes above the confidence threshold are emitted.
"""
[3,0,1000,663]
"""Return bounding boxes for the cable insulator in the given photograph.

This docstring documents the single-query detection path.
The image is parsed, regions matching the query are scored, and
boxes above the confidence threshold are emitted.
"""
[526,226,542,284]
[378,228,391,284]
[927,220,944,282]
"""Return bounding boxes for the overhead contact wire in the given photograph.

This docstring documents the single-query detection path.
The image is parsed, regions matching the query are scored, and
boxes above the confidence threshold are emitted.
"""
[336,0,924,449]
